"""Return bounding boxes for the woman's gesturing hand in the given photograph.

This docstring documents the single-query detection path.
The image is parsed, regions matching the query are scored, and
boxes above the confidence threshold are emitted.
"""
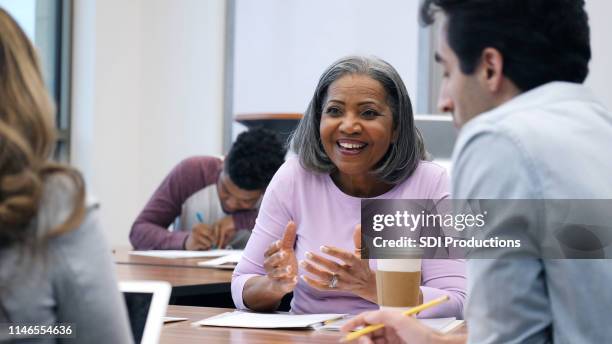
[263,221,298,296]
[300,225,377,303]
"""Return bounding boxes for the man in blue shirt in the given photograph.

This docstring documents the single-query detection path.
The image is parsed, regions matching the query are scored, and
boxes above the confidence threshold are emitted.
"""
[343,1,612,343]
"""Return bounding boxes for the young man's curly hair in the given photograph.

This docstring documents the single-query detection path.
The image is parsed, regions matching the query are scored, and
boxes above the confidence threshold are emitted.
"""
[225,128,286,190]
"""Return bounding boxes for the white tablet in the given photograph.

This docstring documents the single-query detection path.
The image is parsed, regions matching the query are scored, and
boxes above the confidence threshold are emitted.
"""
[119,281,171,344]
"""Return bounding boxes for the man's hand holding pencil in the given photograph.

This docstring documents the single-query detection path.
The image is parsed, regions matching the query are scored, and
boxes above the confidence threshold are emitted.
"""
[340,296,462,344]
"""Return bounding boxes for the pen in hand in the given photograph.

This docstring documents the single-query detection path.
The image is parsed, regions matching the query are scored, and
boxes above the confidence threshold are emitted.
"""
[196,212,205,224]
[195,212,217,250]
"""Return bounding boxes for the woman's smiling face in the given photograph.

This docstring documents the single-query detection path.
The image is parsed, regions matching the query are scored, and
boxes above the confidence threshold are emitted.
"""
[319,73,395,179]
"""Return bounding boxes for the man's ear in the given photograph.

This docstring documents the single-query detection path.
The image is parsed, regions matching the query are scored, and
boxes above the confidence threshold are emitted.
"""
[480,47,504,92]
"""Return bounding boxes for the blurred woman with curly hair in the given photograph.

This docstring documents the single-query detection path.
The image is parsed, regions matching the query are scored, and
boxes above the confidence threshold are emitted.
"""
[0,8,132,343]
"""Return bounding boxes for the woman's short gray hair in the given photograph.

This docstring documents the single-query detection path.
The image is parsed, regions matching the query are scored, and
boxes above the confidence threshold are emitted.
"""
[290,55,427,184]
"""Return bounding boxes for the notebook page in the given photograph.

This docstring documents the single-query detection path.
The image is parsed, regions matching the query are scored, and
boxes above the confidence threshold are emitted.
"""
[129,249,242,259]
[194,311,346,329]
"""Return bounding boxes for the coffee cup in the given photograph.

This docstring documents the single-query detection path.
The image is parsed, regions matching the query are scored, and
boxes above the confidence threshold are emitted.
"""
[375,249,422,309]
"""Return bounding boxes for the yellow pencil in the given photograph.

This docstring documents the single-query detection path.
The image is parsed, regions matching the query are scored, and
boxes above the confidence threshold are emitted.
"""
[340,295,450,342]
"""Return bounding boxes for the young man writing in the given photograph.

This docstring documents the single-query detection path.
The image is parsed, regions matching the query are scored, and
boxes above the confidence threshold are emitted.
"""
[130,128,285,250]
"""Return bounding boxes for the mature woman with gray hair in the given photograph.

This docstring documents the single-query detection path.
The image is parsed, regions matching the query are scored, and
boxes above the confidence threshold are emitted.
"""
[231,56,466,317]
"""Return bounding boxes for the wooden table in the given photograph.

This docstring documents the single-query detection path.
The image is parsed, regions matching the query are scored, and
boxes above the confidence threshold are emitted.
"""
[235,113,303,121]
[235,113,303,144]
[113,249,234,304]
[115,259,233,300]
[162,306,341,344]
[162,306,467,343]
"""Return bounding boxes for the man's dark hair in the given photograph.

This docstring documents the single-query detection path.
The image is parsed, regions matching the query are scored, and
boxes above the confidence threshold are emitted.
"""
[420,0,591,92]
[225,128,285,190]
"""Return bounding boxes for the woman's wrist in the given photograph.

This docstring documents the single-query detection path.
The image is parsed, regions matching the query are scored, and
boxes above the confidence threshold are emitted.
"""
[243,275,286,311]
[358,271,378,303]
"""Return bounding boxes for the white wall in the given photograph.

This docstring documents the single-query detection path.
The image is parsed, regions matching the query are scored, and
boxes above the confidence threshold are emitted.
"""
[233,0,421,116]
[585,1,612,110]
[233,0,612,116]
[71,0,226,247]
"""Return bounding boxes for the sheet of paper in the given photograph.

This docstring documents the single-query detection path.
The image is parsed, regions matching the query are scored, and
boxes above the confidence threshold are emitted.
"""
[436,319,465,333]
[197,252,242,269]
[129,249,242,259]
[319,317,463,333]
[193,311,346,329]
[421,318,463,332]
